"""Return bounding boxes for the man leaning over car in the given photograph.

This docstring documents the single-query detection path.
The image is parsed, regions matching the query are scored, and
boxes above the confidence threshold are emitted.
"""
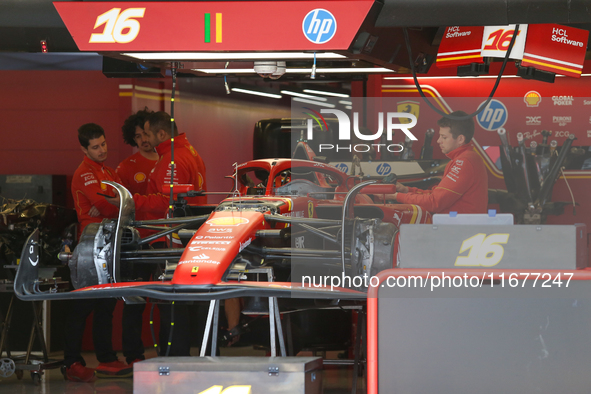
[392,111,488,214]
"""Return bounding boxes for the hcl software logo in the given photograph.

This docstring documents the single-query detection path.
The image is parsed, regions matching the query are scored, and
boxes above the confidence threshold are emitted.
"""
[306,109,418,154]
[302,9,337,44]
[476,99,508,131]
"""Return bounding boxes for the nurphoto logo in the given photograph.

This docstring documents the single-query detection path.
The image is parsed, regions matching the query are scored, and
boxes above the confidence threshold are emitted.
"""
[306,108,418,154]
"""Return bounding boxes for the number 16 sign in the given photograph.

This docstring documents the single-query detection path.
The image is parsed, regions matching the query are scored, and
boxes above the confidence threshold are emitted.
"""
[481,25,528,60]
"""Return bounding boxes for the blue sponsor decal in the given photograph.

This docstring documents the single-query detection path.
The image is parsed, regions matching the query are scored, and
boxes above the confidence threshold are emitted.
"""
[476,99,508,131]
[302,9,337,44]
[334,163,348,173]
[376,163,392,176]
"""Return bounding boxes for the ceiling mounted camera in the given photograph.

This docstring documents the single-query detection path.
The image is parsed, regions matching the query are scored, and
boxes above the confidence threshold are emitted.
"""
[269,61,286,80]
[254,61,277,78]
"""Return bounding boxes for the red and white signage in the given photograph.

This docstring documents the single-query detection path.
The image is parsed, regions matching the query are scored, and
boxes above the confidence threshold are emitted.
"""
[53,1,374,52]
[481,25,528,60]
[521,24,589,78]
[436,26,485,68]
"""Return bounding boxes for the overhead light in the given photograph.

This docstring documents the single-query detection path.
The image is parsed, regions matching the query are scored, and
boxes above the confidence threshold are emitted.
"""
[383,75,521,80]
[290,67,392,74]
[338,100,352,105]
[231,87,282,99]
[192,67,393,74]
[292,98,336,108]
[303,89,349,98]
[280,90,327,101]
[193,68,255,73]
[123,52,348,61]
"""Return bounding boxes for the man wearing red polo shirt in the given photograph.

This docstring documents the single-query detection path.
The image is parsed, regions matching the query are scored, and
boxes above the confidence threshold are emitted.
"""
[132,111,207,357]
[116,109,159,369]
[133,111,207,218]
[393,111,488,214]
[116,109,158,195]
[67,123,132,381]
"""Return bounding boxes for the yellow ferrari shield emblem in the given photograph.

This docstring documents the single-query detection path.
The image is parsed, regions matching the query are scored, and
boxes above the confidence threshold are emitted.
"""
[191,266,199,273]
[397,100,420,124]
[308,201,314,218]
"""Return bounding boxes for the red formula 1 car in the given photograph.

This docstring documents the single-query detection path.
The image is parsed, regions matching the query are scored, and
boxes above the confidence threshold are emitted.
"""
[14,159,431,305]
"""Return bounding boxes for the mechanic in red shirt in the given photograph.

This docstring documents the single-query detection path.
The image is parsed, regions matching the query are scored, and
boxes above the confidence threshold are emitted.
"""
[66,123,132,382]
[132,111,207,357]
[116,109,159,370]
[116,108,158,195]
[393,111,488,213]
[71,132,122,237]
[132,111,207,220]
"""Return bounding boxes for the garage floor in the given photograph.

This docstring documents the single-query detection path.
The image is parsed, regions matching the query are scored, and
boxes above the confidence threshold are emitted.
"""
[0,348,366,393]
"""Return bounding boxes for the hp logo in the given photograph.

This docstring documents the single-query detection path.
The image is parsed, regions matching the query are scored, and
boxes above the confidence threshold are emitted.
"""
[376,163,392,176]
[334,163,348,173]
[476,99,508,131]
[302,9,337,44]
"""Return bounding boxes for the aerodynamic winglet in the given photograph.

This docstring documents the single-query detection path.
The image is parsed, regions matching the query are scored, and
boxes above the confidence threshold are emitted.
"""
[14,228,41,299]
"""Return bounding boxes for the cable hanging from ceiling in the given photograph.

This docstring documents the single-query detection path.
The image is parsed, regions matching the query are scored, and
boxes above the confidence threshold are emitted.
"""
[402,25,520,120]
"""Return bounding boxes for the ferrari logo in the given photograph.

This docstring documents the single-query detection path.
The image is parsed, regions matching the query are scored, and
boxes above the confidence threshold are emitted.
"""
[307,201,314,217]
[191,266,199,273]
[397,100,420,124]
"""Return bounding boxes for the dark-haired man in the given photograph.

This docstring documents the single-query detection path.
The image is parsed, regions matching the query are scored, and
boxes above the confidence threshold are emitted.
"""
[393,111,488,213]
[116,109,158,195]
[71,124,122,235]
[66,123,132,381]
[131,111,207,356]
[137,110,207,213]
[116,109,158,368]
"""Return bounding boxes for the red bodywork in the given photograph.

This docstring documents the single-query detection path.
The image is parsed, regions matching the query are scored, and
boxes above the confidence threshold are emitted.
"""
[168,158,430,288]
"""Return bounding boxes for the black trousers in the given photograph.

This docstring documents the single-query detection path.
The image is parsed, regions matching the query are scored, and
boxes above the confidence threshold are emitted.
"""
[149,241,192,357]
[63,298,118,367]
[120,262,153,363]
[158,303,191,356]
[122,302,146,363]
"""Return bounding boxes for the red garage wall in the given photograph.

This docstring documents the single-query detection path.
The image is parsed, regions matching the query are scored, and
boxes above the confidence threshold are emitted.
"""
[0,70,133,176]
[0,71,292,205]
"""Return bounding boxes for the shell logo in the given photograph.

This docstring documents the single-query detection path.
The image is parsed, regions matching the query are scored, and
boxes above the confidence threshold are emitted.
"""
[197,173,204,189]
[524,91,542,107]
[190,146,198,157]
[100,183,107,191]
[134,172,146,183]
[207,217,249,226]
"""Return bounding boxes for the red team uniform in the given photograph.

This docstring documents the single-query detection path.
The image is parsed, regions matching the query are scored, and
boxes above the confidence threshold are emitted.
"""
[116,151,157,195]
[396,142,488,213]
[134,133,207,220]
[71,156,122,236]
